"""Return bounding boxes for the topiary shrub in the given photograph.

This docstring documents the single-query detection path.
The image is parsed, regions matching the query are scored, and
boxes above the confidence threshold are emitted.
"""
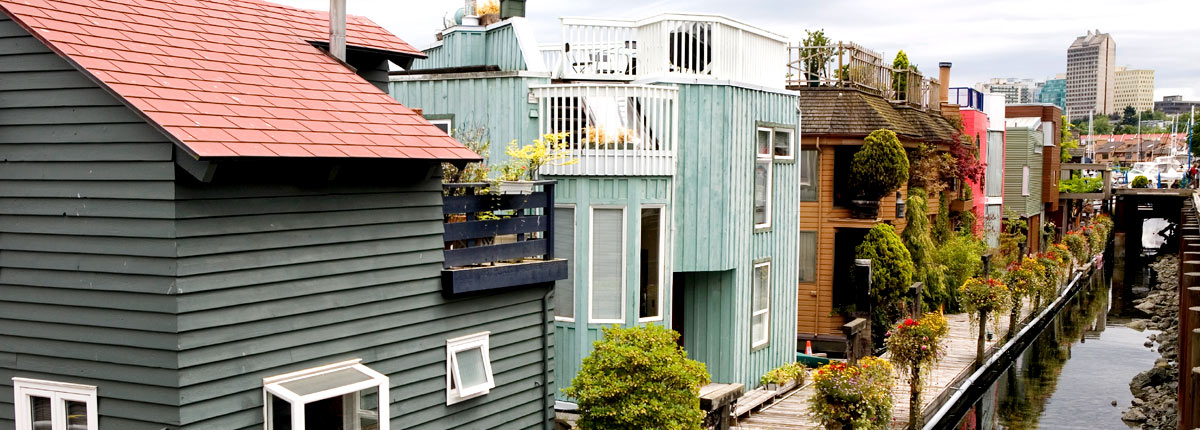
[1132,175,1150,188]
[565,325,710,430]
[851,129,910,201]
[857,223,915,344]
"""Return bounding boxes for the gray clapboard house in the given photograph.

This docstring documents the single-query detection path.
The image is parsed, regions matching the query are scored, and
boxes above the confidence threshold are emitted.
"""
[0,0,561,429]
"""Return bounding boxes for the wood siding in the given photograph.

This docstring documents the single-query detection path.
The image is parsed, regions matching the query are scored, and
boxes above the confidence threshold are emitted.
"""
[2,17,554,430]
[1003,128,1044,218]
[796,136,932,337]
[389,74,547,164]
[412,24,528,72]
[0,14,181,428]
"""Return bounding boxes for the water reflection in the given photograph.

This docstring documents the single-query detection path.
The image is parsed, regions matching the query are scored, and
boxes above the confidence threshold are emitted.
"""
[958,261,1160,430]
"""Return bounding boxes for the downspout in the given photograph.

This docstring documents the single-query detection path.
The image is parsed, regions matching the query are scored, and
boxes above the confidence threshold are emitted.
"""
[541,286,552,429]
[814,135,823,335]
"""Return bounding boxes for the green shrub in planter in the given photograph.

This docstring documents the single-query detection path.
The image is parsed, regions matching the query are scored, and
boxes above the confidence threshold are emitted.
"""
[565,325,710,430]
[759,362,809,388]
[1131,175,1150,188]
[851,129,910,201]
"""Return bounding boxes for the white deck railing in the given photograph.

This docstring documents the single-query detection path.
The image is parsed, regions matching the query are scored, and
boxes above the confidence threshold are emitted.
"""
[548,14,789,88]
[533,84,678,177]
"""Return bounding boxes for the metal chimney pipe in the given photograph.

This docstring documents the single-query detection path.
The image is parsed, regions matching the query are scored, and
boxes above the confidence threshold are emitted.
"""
[938,62,952,104]
[329,0,347,62]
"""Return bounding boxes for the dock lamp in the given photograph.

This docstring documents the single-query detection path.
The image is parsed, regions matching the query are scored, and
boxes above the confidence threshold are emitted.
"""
[895,191,906,219]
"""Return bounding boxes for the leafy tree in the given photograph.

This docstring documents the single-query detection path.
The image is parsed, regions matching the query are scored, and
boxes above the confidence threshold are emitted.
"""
[892,50,910,100]
[801,29,834,87]
[932,233,985,313]
[1121,105,1137,127]
[902,189,946,311]
[565,325,710,430]
[932,192,952,245]
[1059,115,1078,162]
[851,129,910,201]
[907,143,954,195]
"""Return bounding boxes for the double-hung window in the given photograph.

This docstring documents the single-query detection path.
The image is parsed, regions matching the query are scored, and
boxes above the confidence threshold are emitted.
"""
[755,127,794,229]
[263,360,389,430]
[590,207,626,323]
[799,148,819,202]
[13,378,97,430]
[751,261,771,348]
[446,332,496,405]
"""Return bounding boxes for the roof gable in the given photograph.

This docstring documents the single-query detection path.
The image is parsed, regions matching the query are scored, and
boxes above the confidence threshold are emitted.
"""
[0,0,478,160]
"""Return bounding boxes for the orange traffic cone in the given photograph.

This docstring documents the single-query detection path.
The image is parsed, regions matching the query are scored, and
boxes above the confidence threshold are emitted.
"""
[805,340,812,355]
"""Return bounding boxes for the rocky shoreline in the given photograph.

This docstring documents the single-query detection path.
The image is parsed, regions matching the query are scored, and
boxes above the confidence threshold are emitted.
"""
[1123,255,1179,429]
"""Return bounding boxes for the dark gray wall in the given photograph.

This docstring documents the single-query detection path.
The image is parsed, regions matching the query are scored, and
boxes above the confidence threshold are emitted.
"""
[1,12,554,430]
[0,11,183,429]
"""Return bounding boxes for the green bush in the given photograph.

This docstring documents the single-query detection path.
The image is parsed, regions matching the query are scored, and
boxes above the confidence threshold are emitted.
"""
[932,192,952,245]
[932,233,985,313]
[1132,175,1150,188]
[857,223,915,343]
[565,325,710,430]
[851,129,910,201]
[1062,232,1090,264]
[1058,176,1103,193]
[760,362,809,387]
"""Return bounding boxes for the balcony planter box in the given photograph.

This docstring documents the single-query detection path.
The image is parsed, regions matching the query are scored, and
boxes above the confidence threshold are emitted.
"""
[479,13,500,26]
[849,199,880,219]
[950,198,974,212]
[498,180,535,195]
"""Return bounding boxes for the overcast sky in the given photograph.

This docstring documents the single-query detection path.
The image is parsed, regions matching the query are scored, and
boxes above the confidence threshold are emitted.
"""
[275,0,1200,100]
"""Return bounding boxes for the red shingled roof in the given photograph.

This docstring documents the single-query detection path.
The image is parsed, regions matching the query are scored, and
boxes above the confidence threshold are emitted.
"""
[0,0,480,160]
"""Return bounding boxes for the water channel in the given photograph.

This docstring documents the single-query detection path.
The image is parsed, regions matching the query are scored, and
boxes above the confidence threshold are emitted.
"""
[953,225,1166,430]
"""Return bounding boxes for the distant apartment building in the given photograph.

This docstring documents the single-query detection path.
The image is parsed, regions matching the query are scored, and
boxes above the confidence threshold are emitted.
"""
[1038,74,1067,110]
[1114,66,1155,113]
[1066,30,1116,119]
[1156,95,1200,115]
[977,77,1039,104]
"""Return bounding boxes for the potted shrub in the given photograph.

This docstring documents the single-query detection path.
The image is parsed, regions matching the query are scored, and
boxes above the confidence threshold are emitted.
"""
[950,185,974,212]
[565,325,710,430]
[849,129,909,219]
[475,0,500,25]
[808,356,895,430]
[1131,175,1150,188]
[497,132,576,194]
[759,362,808,391]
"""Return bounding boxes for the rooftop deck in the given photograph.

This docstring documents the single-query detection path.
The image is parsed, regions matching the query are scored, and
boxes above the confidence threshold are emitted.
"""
[787,42,942,112]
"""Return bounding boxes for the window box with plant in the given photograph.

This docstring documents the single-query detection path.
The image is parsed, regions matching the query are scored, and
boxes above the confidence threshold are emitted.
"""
[496,132,576,194]
[849,129,909,219]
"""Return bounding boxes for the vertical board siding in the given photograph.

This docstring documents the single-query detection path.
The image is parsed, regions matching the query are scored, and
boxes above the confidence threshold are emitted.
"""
[550,176,673,400]
[172,175,554,430]
[0,15,181,429]
[1004,129,1033,218]
[410,24,528,71]
[673,83,800,388]
[389,75,547,165]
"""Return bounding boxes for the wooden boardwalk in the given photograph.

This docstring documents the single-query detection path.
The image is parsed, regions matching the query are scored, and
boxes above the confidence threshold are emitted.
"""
[734,305,1033,430]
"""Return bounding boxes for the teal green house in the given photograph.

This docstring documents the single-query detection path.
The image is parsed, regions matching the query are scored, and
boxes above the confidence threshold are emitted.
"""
[392,13,801,399]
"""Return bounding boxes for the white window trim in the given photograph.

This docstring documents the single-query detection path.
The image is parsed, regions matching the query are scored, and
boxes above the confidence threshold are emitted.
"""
[445,331,496,405]
[773,128,795,160]
[588,205,627,324]
[262,359,390,430]
[1022,166,1031,196]
[428,118,452,134]
[638,204,668,323]
[13,378,99,430]
[755,127,774,230]
[751,261,771,348]
[554,203,577,323]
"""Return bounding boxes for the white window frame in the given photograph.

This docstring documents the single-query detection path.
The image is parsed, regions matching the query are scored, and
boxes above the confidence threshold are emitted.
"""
[1022,166,1031,196]
[445,331,496,405]
[13,378,98,430]
[588,205,627,324]
[754,127,774,230]
[751,261,771,348]
[554,204,577,322]
[772,128,795,160]
[638,204,668,323]
[428,118,452,134]
[262,359,390,430]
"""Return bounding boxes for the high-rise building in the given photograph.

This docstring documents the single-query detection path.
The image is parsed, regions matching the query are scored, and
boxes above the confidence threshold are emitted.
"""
[1066,30,1116,119]
[1114,66,1155,114]
[976,78,1039,104]
[1038,73,1067,110]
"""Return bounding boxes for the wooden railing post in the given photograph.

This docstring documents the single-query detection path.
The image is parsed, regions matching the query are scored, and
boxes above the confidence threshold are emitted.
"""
[543,181,555,260]
[976,309,987,369]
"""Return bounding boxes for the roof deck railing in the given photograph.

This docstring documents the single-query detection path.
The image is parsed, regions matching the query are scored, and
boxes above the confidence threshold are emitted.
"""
[787,41,942,111]
[949,87,985,111]
[544,14,789,88]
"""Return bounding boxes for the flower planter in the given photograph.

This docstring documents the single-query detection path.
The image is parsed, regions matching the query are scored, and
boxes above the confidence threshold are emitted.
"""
[950,198,974,212]
[479,13,500,26]
[498,180,535,195]
[848,199,881,219]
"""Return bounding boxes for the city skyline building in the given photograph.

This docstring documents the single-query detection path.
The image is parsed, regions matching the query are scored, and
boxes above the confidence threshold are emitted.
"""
[1039,73,1067,110]
[1066,29,1116,119]
[1114,66,1155,113]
